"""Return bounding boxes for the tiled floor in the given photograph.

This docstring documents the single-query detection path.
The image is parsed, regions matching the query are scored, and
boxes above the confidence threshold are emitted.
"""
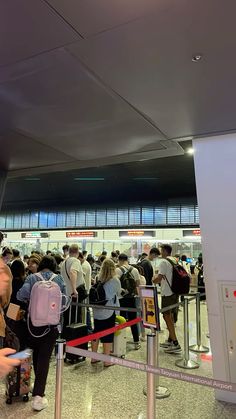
[1,301,236,418]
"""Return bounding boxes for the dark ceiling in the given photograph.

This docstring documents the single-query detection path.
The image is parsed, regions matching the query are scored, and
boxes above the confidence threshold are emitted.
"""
[0,1,235,211]
[3,145,195,210]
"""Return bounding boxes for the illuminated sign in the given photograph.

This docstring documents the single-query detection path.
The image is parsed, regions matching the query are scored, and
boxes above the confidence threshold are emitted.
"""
[119,230,155,238]
[183,229,201,237]
[21,232,49,239]
[66,231,97,238]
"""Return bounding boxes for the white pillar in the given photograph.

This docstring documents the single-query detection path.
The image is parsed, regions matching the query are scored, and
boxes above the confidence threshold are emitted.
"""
[193,134,236,403]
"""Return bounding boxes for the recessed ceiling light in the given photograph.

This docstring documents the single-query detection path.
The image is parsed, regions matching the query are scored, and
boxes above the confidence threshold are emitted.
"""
[24,177,41,181]
[187,148,194,155]
[192,54,203,62]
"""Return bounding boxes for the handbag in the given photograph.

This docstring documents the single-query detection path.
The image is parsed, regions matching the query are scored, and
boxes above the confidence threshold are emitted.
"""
[65,260,88,302]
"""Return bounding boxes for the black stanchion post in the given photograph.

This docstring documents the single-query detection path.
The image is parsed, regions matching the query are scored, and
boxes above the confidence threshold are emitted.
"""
[54,338,66,419]
[190,292,209,353]
[175,298,199,369]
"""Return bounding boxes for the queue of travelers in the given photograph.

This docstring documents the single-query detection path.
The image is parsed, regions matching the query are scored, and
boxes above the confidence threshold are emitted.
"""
[0,233,203,412]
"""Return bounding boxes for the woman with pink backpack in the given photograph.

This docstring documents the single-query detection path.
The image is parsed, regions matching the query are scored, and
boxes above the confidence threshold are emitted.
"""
[17,255,67,412]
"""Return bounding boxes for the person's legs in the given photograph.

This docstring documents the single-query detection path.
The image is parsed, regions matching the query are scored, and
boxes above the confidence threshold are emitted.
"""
[161,295,181,352]
[121,297,140,344]
[32,329,58,397]
[103,342,113,367]
[163,312,177,341]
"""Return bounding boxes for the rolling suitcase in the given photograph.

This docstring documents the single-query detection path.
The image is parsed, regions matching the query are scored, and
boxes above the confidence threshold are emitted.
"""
[5,349,32,405]
[112,316,126,358]
[64,300,88,364]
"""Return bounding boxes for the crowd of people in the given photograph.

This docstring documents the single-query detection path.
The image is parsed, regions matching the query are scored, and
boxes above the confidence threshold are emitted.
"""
[0,235,204,412]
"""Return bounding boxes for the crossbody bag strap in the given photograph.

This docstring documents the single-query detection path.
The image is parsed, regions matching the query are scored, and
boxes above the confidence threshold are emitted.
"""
[65,260,70,280]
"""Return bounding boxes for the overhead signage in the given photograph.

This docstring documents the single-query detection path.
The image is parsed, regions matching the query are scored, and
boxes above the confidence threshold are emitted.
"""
[119,230,155,238]
[139,286,160,330]
[183,229,201,237]
[66,231,97,238]
[21,232,49,239]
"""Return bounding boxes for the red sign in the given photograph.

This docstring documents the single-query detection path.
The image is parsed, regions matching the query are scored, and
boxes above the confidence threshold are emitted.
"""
[183,229,201,237]
[119,230,155,238]
[66,231,97,238]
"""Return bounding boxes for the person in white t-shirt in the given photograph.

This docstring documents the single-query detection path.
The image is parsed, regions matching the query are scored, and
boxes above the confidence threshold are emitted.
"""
[153,244,181,354]
[78,252,92,331]
[61,244,84,333]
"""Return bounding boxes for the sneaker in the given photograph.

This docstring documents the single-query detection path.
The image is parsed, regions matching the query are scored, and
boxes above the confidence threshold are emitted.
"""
[134,342,141,350]
[160,340,172,348]
[32,396,48,411]
[164,343,181,354]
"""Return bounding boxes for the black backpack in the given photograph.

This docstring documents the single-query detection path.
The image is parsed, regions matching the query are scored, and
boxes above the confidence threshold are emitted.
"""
[166,258,190,295]
[89,281,107,305]
[119,266,137,296]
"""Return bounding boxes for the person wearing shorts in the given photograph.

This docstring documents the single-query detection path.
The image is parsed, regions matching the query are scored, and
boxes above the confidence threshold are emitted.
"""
[153,244,181,354]
[91,259,121,367]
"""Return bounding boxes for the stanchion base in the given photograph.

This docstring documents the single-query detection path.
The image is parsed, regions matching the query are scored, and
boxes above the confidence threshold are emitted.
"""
[143,386,171,399]
[189,344,209,353]
[175,358,199,369]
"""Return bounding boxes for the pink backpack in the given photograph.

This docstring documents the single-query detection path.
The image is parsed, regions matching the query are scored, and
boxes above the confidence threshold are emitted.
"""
[28,273,68,337]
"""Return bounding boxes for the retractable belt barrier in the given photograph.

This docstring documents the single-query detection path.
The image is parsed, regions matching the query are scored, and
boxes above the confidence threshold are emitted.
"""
[67,317,142,347]
[55,292,213,419]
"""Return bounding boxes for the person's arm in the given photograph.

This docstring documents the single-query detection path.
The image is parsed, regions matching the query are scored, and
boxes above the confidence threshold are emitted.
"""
[0,259,12,307]
[153,261,167,284]
[17,275,34,302]
[69,269,78,297]
[0,348,20,378]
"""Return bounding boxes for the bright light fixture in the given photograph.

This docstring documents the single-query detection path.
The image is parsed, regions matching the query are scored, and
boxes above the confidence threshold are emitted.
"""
[187,148,194,155]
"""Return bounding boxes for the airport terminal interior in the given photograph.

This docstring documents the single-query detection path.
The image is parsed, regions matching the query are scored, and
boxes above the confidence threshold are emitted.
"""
[1,1,236,418]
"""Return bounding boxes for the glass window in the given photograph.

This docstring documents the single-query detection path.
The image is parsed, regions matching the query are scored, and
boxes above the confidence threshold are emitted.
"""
[129,207,141,225]
[181,206,195,224]
[167,206,181,224]
[39,212,48,229]
[195,206,199,224]
[66,211,76,228]
[13,214,22,230]
[47,213,57,228]
[142,207,154,225]
[154,207,167,225]
[5,215,14,230]
[22,213,30,229]
[107,209,117,226]
[96,210,106,227]
[86,210,96,227]
[57,212,66,228]
[30,212,39,229]
[0,214,6,229]
[118,208,129,226]
[76,211,86,227]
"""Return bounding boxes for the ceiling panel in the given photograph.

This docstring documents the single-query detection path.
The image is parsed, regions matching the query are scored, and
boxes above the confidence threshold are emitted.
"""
[47,0,163,38]
[0,0,79,67]
[0,47,166,164]
[0,132,74,171]
[68,0,236,139]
